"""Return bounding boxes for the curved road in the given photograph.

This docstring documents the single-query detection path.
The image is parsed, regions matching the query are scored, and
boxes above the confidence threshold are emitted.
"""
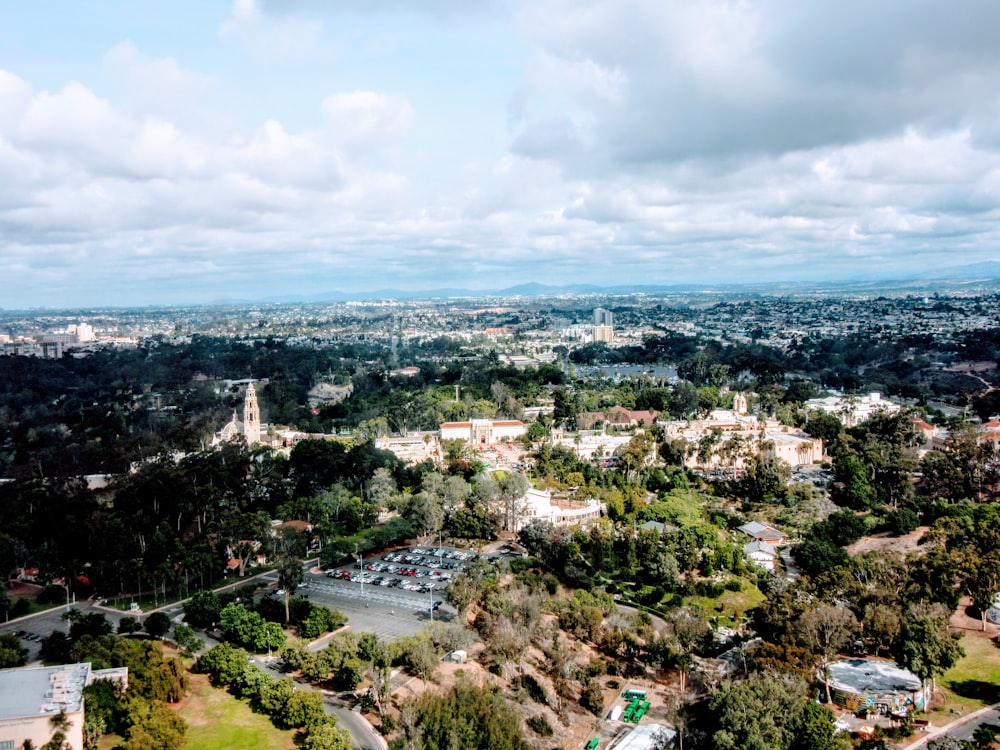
[905,704,1000,748]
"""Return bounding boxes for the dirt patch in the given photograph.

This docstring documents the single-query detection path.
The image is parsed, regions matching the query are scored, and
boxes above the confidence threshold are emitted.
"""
[6,579,42,597]
[950,596,997,639]
[176,671,213,726]
[944,361,997,373]
[847,527,929,557]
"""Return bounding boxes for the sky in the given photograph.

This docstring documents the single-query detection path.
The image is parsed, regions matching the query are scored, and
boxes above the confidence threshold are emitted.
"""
[2,1,1000,308]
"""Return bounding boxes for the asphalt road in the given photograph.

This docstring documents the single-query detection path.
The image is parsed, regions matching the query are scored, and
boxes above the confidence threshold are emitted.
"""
[907,705,1000,748]
[1,599,135,663]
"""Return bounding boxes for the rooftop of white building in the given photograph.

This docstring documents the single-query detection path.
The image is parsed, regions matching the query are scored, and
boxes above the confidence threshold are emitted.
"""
[0,663,90,721]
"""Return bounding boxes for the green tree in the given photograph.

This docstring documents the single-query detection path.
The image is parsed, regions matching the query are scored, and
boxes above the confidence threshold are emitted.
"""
[118,698,186,750]
[272,523,308,623]
[580,678,604,716]
[254,621,286,655]
[144,612,171,639]
[195,643,252,686]
[300,721,352,750]
[403,491,445,538]
[798,605,860,703]
[895,603,965,705]
[172,623,203,653]
[397,679,530,750]
[740,454,791,504]
[966,549,1000,632]
[973,725,999,749]
[0,632,28,668]
[790,702,848,750]
[42,709,72,750]
[256,676,295,714]
[183,590,222,628]
[217,509,271,577]
[657,608,709,697]
[831,451,876,509]
[283,690,327,730]
[117,617,141,635]
[706,673,808,750]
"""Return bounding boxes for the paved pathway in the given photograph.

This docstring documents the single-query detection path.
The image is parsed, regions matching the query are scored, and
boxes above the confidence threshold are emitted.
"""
[903,704,1000,748]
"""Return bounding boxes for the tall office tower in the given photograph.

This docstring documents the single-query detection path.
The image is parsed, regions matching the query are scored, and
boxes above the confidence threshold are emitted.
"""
[243,382,261,445]
[594,308,614,327]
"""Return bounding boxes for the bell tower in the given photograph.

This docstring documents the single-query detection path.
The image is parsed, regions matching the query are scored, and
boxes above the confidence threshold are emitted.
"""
[243,382,261,445]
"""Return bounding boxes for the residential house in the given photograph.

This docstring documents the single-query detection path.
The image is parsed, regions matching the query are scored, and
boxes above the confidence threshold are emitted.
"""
[736,521,787,545]
[743,541,778,571]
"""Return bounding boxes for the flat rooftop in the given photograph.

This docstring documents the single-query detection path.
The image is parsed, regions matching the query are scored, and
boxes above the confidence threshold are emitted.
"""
[609,724,677,750]
[0,663,91,720]
[823,659,922,695]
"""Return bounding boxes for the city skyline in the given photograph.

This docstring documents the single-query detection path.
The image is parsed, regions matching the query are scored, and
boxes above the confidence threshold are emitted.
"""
[3,1,1000,308]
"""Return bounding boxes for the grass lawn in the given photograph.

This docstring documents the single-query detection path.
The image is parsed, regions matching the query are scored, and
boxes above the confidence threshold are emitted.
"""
[686,581,766,624]
[177,674,297,750]
[927,631,1000,724]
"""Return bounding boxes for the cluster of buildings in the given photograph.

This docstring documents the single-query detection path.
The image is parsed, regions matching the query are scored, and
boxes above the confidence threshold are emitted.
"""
[0,323,101,358]
[567,393,826,473]
[804,392,901,427]
[737,521,788,572]
[560,307,616,344]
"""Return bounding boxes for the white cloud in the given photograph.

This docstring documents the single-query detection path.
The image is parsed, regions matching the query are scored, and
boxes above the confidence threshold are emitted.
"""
[103,42,213,120]
[321,91,414,150]
[219,0,323,62]
[4,1,1000,305]
[511,0,1000,169]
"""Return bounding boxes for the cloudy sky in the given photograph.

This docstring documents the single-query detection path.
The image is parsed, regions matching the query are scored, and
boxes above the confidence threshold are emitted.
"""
[2,1,1000,307]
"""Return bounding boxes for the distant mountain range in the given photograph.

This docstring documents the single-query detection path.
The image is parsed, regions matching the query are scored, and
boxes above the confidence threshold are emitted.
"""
[236,260,1000,305]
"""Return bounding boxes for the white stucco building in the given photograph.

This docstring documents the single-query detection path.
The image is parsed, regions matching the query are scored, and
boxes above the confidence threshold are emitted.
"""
[660,410,823,471]
[804,392,900,427]
[516,487,604,531]
[439,419,526,446]
[0,663,127,750]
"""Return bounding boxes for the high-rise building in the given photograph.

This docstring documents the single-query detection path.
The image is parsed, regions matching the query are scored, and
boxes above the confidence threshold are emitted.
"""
[593,325,614,343]
[593,308,614,327]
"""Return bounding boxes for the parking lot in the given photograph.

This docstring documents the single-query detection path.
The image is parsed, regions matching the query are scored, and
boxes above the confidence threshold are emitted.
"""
[312,546,482,606]
[324,546,478,595]
[281,545,491,642]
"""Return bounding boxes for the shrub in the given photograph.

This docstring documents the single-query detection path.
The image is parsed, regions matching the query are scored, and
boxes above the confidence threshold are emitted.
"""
[508,557,533,574]
[527,714,554,736]
[514,674,548,705]
[694,581,725,598]
[580,679,604,716]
